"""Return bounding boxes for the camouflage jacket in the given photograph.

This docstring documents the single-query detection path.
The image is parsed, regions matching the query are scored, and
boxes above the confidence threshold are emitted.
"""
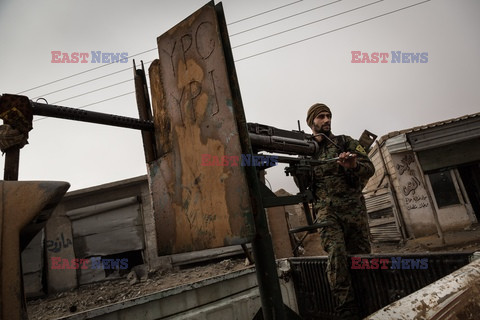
[313,134,375,211]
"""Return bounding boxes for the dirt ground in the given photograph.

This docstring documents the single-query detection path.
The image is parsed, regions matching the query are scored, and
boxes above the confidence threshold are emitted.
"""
[301,226,480,256]
[27,226,480,320]
[27,258,251,320]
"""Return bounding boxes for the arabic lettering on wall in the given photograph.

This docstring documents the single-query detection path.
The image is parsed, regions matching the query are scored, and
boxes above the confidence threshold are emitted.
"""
[396,154,415,176]
[395,153,430,210]
[46,233,73,253]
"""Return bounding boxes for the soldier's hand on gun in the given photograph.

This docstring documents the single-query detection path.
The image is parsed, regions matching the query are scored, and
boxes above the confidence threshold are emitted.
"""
[337,152,357,169]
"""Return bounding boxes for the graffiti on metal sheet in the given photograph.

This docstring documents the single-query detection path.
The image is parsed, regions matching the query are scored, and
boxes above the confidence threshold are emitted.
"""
[149,3,254,254]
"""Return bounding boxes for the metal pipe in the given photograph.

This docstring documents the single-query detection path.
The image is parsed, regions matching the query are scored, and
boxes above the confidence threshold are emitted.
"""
[31,102,155,131]
[3,146,20,181]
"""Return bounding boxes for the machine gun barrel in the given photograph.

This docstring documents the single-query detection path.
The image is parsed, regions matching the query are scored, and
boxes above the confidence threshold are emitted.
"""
[247,122,318,156]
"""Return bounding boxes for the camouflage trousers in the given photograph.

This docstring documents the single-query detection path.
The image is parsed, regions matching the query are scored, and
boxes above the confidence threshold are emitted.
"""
[316,201,371,318]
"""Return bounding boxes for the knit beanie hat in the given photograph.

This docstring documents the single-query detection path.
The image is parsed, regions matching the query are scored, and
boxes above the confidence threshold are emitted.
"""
[306,103,331,127]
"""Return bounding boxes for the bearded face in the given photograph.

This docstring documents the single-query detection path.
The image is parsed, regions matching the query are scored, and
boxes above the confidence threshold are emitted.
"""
[311,112,332,136]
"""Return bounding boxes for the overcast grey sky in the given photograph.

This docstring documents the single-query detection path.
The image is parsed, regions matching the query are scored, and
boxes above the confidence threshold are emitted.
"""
[1,0,479,194]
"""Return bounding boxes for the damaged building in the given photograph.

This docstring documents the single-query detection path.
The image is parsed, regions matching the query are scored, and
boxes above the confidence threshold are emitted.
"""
[364,112,480,242]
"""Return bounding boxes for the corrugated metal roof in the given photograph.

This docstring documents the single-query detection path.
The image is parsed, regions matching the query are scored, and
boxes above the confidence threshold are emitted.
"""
[378,112,480,145]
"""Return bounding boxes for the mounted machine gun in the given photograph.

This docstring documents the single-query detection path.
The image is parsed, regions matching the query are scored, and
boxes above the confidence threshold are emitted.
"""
[247,122,377,253]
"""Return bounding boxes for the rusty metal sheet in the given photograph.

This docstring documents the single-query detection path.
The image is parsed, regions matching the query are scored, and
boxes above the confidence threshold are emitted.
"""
[147,2,255,255]
[0,180,70,320]
[367,257,480,319]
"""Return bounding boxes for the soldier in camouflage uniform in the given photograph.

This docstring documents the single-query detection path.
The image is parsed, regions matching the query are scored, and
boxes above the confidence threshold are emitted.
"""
[306,103,375,320]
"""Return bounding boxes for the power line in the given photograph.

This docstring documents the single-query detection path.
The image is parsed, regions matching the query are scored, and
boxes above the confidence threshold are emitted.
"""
[230,0,341,37]
[50,78,133,105]
[19,0,354,101]
[25,3,318,103]
[227,0,303,25]
[18,49,156,95]
[32,60,153,100]
[26,0,430,113]
[18,2,304,96]
[78,90,136,109]
[235,0,431,62]
[233,0,383,49]
[31,2,321,101]
[30,0,372,102]
[29,1,359,103]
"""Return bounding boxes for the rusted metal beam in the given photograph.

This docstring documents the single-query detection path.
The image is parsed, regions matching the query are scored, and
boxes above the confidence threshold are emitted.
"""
[3,146,20,180]
[31,102,154,131]
[133,60,157,163]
